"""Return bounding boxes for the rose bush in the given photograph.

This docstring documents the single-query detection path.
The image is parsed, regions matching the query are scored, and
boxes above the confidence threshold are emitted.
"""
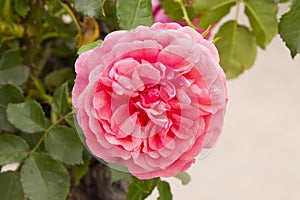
[72,22,228,179]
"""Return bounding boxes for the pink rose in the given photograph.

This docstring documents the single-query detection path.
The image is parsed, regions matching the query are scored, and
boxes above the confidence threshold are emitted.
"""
[72,23,228,179]
[152,0,214,39]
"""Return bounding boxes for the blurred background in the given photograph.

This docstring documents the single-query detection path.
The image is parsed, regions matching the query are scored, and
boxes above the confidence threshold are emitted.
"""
[149,4,300,200]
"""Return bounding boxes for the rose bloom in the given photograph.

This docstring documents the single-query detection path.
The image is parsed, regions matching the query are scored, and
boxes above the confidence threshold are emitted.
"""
[72,22,228,179]
[152,0,213,39]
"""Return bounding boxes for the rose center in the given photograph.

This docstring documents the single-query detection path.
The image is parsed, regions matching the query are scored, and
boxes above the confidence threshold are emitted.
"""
[141,86,160,105]
[129,85,164,127]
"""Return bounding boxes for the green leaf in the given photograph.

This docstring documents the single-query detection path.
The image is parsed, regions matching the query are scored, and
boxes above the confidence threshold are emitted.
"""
[21,152,70,200]
[279,0,300,58]
[43,12,77,38]
[72,160,90,185]
[101,0,119,30]
[0,21,24,39]
[0,84,24,106]
[0,0,13,21]
[0,49,22,70]
[19,132,43,150]
[0,49,28,86]
[215,21,257,79]
[53,42,77,57]
[162,0,196,22]
[7,100,47,133]
[77,40,103,55]
[0,134,29,165]
[126,177,159,200]
[71,114,88,144]
[45,126,83,165]
[44,68,75,92]
[109,167,132,183]
[73,0,104,17]
[0,65,29,86]
[157,181,172,200]
[244,0,278,48]
[0,105,17,132]
[0,84,24,132]
[117,0,153,30]
[64,113,76,129]
[51,82,70,116]
[0,171,24,200]
[14,0,30,18]
[174,172,191,185]
[193,0,236,28]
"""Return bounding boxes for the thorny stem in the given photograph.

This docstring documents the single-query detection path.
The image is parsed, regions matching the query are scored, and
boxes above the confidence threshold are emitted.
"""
[175,0,197,30]
[202,25,212,38]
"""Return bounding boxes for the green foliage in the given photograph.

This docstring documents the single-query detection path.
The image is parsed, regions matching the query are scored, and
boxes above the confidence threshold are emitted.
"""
[0,84,24,106]
[174,172,191,185]
[65,113,77,129]
[0,171,24,200]
[117,0,153,30]
[44,68,75,91]
[0,134,29,165]
[77,39,103,55]
[73,0,104,17]
[193,0,236,28]
[45,126,83,165]
[0,20,24,39]
[193,0,280,77]
[0,65,29,86]
[19,132,43,150]
[0,84,24,132]
[126,177,160,200]
[277,0,291,3]
[157,181,173,200]
[0,49,29,86]
[162,0,196,22]
[14,0,30,18]
[51,82,70,116]
[21,152,70,200]
[101,0,119,30]
[72,161,90,185]
[0,49,22,69]
[215,21,257,79]
[109,167,132,183]
[244,0,278,48]
[0,105,17,132]
[0,0,13,21]
[7,100,47,133]
[43,13,77,38]
[279,0,300,58]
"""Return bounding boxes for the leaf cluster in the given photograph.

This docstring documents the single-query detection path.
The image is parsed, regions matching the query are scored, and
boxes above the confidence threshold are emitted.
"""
[0,81,84,200]
[109,167,190,200]
[0,2,86,199]
[191,0,278,78]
